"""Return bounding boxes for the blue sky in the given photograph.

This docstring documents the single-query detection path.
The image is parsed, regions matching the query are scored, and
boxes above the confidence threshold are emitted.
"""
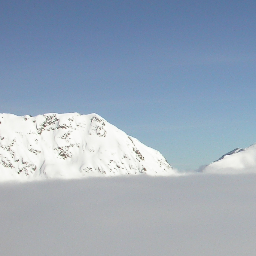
[1,0,256,170]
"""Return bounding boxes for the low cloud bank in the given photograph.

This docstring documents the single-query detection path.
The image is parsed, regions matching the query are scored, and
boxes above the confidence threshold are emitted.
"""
[0,174,256,256]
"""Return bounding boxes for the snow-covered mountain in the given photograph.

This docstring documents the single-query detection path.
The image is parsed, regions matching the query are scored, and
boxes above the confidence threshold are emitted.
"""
[0,113,176,181]
[202,144,256,174]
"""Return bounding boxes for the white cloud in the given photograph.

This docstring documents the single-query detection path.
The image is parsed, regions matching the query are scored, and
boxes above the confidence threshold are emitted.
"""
[0,175,255,255]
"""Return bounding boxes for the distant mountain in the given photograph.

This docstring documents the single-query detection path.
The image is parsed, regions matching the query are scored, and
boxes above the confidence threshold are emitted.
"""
[0,113,176,181]
[214,148,244,162]
[202,144,256,174]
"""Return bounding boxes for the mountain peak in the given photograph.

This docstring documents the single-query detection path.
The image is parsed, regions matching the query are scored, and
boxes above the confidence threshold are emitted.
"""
[203,144,256,174]
[215,148,244,162]
[0,112,176,181]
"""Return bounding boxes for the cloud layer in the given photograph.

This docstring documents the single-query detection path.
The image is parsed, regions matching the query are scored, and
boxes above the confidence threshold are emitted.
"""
[0,175,255,256]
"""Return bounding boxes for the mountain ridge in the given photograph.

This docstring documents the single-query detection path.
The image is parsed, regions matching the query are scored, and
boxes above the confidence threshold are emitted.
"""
[202,144,256,174]
[0,112,176,181]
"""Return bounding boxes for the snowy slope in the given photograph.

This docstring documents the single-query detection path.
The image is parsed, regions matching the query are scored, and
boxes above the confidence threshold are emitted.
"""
[203,144,256,174]
[0,113,176,181]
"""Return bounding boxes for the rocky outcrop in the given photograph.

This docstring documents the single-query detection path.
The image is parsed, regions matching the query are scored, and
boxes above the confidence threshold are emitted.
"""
[0,113,176,181]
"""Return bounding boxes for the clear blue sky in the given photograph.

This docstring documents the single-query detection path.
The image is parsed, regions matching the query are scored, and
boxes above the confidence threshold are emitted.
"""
[1,0,256,170]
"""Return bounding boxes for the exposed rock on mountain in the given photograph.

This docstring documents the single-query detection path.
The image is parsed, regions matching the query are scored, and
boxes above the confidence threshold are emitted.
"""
[0,113,176,181]
[203,144,256,174]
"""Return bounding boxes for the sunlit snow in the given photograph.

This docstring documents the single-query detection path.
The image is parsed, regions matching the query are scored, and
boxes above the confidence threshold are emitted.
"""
[0,113,176,181]
[203,144,256,174]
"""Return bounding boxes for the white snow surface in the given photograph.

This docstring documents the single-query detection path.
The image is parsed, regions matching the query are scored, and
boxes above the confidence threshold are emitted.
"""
[203,144,256,174]
[0,112,176,181]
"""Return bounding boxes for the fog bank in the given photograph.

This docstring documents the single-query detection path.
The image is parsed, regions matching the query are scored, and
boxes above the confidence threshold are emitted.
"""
[0,174,255,255]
